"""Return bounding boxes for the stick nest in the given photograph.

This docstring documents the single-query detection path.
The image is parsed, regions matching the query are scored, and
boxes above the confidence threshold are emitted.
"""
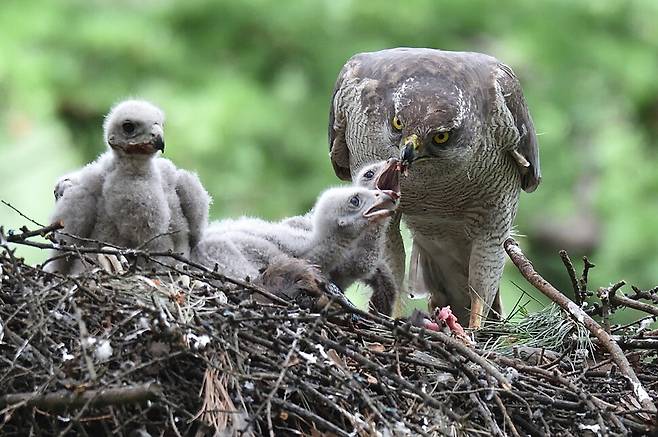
[1,229,657,436]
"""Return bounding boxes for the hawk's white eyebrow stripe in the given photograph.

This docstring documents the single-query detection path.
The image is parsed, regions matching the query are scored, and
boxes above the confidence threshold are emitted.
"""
[392,77,416,114]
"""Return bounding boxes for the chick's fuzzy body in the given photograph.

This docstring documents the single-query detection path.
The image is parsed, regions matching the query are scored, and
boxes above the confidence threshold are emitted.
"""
[46,99,211,275]
[192,187,396,301]
[49,152,209,273]
[99,157,171,250]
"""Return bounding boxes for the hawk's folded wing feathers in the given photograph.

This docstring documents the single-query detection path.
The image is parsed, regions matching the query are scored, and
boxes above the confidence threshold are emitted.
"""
[496,63,541,192]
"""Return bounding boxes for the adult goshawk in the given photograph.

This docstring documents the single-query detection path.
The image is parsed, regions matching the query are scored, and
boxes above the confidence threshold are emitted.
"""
[328,48,540,327]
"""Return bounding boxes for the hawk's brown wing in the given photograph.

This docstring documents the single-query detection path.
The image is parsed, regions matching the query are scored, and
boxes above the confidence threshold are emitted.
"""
[496,63,541,192]
[328,60,356,181]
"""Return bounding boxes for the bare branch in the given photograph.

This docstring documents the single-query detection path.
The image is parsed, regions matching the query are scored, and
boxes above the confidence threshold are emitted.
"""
[0,384,162,410]
[504,238,657,416]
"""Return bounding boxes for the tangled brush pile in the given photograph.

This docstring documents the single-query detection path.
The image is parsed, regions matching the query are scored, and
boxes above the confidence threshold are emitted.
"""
[0,224,657,436]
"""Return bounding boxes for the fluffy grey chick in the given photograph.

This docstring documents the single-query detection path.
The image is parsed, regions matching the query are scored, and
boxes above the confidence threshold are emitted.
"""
[302,186,398,274]
[327,159,401,314]
[202,215,312,257]
[190,229,282,280]
[266,160,401,314]
[192,187,398,295]
[47,100,210,274]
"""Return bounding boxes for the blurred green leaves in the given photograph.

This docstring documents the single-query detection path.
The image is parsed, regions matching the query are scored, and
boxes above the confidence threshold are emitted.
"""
[0,0,656,308]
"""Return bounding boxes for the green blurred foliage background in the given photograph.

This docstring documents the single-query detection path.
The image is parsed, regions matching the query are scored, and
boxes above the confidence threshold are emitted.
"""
[1,0,657,316]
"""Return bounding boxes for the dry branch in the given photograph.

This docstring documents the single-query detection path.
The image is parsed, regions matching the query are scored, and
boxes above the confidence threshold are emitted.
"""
[609,288,658,317]
[504,238,657,418]
[4,222,63,243]
[0,384,162,411]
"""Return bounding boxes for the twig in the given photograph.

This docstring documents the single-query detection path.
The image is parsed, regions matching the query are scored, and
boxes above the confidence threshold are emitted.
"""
[494,393,520,437]
[579,256,595,293]
[259,327,303,437]
[610,289,658,317]
[598,286,612,334]
[504,238,657,418]
[493,353,610,432]
[559,250,582,305]
[2,327,67,380]
[329,296,512,390]
[1,200,44,227]
[612,315,656,334]
[0,384,162,410]
[9,236,291,307]
[270,398,349,437]
[630,286,658,304]
[470,393,503,437]
[73,304,97,381]
[5,222,63,243]
[0,202,281,305]
[136,230,181,250]
[308,332,459,420]
[599,337,658,350]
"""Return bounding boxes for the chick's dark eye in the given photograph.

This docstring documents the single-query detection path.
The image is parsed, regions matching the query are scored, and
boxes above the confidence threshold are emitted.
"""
[122,122,135,134]
[363,170,375,180]
[349,195,360,207]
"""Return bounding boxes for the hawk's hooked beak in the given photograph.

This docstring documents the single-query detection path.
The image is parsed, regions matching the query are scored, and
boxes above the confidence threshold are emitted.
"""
[400,134,421,165]
[151,125,165,152]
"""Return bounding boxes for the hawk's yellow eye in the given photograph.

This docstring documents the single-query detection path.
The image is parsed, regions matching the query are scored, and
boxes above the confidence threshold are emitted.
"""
[391,115,403,131]
[433,132,449,145]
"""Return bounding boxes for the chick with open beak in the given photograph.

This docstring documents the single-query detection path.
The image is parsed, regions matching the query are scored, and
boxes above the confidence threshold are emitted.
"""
[320,158,403,315]
[373,158,402,197]
[363,189,399,222]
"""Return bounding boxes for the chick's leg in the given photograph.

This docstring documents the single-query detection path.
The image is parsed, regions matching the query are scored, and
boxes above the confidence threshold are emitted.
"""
[366,264,398,315]
[374,212,405,317]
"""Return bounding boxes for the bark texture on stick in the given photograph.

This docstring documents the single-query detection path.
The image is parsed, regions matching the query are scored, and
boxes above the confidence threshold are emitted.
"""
[610,289,658,317]
[0,383,162,411]
[504,238,657,418]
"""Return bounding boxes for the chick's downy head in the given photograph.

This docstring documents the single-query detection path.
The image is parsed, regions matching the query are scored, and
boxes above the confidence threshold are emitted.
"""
[313,186,399,241]
[103,99,166,155]
[355,159,401,195]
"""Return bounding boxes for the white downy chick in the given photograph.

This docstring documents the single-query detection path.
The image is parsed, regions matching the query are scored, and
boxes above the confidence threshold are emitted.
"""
[46,99,210,274]
[192,186,398,293]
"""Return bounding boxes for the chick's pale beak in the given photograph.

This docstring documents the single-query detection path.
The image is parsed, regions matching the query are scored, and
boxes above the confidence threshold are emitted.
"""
[363,190,399,222]
[400,134,420,165]
[151,125,165,152]
[152,135,165,152]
